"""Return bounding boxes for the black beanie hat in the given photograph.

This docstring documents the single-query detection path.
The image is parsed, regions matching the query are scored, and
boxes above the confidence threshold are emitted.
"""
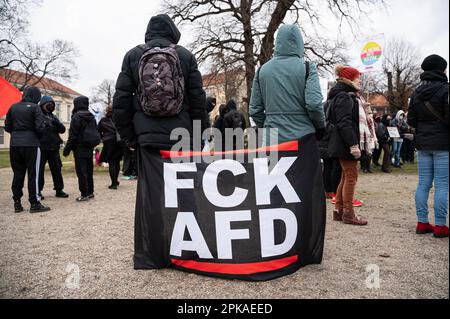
[421,54,448,71]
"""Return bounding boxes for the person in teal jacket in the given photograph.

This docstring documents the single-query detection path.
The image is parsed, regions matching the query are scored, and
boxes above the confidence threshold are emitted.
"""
[249,24,325,144]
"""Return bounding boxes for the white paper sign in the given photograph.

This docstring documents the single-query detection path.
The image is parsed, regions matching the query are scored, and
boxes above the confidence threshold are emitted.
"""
[387,127,400,138]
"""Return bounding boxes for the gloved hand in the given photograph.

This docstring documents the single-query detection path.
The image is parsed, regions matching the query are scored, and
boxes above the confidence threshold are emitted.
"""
[350,145,362,159]
[315,128,326,141]
[63,148,70,158]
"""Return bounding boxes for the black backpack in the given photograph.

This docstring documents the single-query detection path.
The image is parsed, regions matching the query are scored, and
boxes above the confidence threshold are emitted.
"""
[320,98,336,143]
[137,44,185,117]
[80,118,101,148]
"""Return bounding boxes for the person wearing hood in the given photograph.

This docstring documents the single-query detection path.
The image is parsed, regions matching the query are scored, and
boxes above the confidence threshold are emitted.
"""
[408,54,449,238]
[38,96,69,199]
[249,24,325,144]
[4,86,51,213]
[327,65,369,226]
[112,14,206,150]
[63,96,101,202]
[390,110,410,168]
[112,15,206,269]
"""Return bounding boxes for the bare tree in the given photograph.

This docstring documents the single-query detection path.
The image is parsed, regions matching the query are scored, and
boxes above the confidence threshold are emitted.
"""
[383,38,422,112]
[163,0,385,106]
[91,80,116,108]
[0,0,79,90]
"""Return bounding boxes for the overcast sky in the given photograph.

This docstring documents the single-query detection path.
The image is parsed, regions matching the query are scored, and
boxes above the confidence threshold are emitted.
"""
[27,0,449,96]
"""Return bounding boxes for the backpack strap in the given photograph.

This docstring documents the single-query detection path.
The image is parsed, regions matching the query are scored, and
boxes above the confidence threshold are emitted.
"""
[424,100,448,126]
[305,61,310,81]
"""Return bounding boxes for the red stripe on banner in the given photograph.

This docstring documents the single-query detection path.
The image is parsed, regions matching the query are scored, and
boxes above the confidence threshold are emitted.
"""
[160,140,299,159]
[171,255,299,275]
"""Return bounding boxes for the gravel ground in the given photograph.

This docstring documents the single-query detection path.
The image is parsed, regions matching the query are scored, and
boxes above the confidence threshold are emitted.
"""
[0,167,448,299]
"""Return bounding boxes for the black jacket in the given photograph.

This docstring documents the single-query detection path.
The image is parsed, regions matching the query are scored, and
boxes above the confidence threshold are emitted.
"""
[376,115,391,145]
[64,97,96,158]
[98,117,117,143]
[38,97,66,151]
[408,71,449,151]
[327,81,361,160]
[112,14,206,150]
[5,87,46,147]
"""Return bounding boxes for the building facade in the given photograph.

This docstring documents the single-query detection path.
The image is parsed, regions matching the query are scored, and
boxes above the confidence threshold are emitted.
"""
[0,69,82,149]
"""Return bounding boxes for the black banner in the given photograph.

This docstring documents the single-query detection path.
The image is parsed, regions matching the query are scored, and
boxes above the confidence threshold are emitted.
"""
[134,133,326,281]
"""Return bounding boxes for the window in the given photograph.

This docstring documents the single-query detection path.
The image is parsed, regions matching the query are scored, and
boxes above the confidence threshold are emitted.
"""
[67,105,71,122]
[0,126,4,145]
[55,102,61,120]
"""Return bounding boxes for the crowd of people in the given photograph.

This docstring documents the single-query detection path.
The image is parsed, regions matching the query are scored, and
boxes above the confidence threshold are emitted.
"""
[4,15,448,238]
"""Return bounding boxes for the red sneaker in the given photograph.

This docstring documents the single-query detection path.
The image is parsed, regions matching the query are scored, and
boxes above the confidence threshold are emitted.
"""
[352,199,364,207]
[331,196,337,205]
[434,225,449,238]
[416,222,435,235]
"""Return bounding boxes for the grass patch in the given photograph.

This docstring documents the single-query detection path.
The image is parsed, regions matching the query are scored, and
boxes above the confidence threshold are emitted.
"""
[0,149,111,174]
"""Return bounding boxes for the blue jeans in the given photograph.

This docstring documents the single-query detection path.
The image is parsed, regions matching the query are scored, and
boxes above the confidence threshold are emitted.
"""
[416,151,449,226]
[392,140,403,166]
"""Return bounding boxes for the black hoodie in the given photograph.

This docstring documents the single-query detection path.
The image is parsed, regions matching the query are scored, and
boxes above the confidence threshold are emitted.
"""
[39,96,66,150]
[5,86,46,147]
[408,71,449,151]
[112,14,206,150]
[64,96,97,158]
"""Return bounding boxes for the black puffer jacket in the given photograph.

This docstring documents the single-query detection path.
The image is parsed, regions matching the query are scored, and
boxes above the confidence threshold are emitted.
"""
[39,96,66,151]
[376,115,391,145]
[408,71,449,151]
[64,96,97,158]
[5,86,46,147]
[98,116,117,143]
[112,14,206,150]
[327,81,361,160]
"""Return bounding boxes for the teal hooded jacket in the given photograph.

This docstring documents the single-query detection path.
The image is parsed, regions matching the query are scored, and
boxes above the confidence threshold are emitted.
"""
[249,24,325,144]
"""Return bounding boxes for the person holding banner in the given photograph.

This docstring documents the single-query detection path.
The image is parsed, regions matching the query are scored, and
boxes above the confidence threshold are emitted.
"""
[408,54,449,238]
[249,24,325,144]
[327,66,368,226]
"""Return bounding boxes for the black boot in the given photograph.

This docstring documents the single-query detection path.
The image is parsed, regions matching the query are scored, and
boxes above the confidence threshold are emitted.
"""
[56,191,69,198]
[30,202,51,214]
[14,200,24,213]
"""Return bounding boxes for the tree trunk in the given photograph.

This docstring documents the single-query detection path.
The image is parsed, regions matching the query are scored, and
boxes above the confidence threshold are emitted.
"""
[258,0,295,66]
[241,0,255,115]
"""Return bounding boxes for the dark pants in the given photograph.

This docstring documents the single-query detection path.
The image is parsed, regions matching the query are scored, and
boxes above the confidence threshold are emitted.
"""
[381,143,392,171]
[402,139,416,163]
[109,159,121,186]
[10,146,40,204]
[360,151,372,172]
[75,156,94,197]
[39,149,64,193]
[123,148,137,177]
[323,158,342,194]
[372,147,382,165]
